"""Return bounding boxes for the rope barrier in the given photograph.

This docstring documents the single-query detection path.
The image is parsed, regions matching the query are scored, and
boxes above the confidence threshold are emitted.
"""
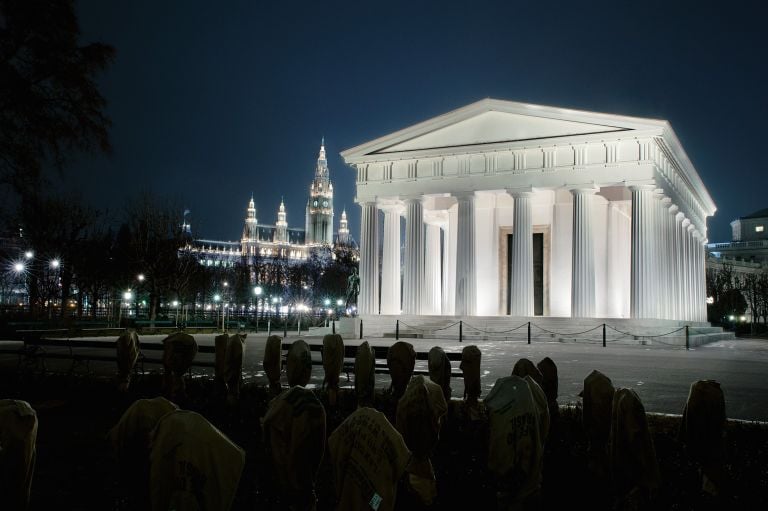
[605,324,687,339]
[531,323,604,336]
[461,322,529,335]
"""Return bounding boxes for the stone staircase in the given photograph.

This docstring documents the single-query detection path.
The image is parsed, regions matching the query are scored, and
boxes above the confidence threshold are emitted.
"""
[340,315,734,347]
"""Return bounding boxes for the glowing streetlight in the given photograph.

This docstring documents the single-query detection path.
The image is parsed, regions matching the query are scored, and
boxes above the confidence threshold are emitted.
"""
[137,273,145,282]
[324,298,331,306]
[172,300,179,307]
[253,286,263,332]
[213,294,221,302]
[336,299,343,306]
[13,262,25,273]
[223,281,228,287]
[124,291,133,301]
[49,259,60,269]
[24,251,33,259]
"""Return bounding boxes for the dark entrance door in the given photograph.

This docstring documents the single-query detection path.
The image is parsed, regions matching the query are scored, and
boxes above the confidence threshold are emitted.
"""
[507,233,544,316]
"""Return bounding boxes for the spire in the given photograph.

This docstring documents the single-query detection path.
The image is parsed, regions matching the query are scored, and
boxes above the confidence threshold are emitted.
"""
[315,137,328,180]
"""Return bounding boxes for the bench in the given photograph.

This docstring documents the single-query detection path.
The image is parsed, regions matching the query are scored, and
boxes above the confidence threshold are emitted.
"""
[280,342,464,381]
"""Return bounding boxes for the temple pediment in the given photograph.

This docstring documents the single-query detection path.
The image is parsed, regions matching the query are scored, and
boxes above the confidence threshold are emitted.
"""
[342,98,666,161]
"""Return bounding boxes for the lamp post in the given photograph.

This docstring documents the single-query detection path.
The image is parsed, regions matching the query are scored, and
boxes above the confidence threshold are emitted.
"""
[120,290,133,327]
[172,300,180,328]
[213,294,221,331]
[253,286,263,333]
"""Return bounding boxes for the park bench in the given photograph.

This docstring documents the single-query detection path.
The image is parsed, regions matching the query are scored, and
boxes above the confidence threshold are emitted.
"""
[280,341,464,381]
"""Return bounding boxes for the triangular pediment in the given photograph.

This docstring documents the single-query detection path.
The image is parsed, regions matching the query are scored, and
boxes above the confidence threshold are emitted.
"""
[376,110,627,153]
[341,99,667,161]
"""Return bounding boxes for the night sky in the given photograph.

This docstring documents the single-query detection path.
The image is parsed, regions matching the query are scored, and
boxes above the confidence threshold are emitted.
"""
[70,0,768,243]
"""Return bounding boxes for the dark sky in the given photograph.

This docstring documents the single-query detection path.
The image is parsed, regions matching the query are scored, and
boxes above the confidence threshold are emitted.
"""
[70,0,768,243]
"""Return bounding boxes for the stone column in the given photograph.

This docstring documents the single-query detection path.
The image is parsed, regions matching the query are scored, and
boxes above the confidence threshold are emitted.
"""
[403,198,424,315]
[680,219,691,321]
[455,192,476,316]
[380,202,403,315]
[658,197,672,319]
[441,207,457,316]
[630,185,657,319]
[571,188,597,318]
[668,205,681,320]
[510,190,534,316]
[358,202,379,315]
[692,231,705,322]
[423,223,442,315]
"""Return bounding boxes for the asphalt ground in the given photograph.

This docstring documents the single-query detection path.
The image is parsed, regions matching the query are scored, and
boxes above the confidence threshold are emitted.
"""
[2,333,767,421]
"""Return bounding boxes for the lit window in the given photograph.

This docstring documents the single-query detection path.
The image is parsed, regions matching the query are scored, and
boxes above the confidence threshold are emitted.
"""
[757,226,764,232]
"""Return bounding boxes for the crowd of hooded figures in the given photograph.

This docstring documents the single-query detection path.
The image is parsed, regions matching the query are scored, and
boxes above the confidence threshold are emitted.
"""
[0,330,728,510]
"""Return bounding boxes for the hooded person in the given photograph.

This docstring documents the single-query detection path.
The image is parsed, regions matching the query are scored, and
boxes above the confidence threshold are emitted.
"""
[387,341,416,399]
[328,407,411,511]
[582,369,615,458]
[427,346,452,404]
[224,332,246,404]
[287,340,312,387]
[484,375,549,509]
[355,341,376,407]
[322,334,345,406]
[609,388,661,507]
[264,335,283,393]
[263,386,327,510]
[459,345,482,405]
[149,410,245,511]
[0,400,38,510]
[116,329,140,392]
[396,375,448,505]
[161,332,198,400]
[678,380,727,496]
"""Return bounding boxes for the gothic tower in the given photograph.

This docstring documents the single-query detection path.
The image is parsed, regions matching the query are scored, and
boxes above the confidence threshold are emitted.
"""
[274,198,288,244]
[242,195,258,255]
[338,208,350,245]
[305,138,334,245]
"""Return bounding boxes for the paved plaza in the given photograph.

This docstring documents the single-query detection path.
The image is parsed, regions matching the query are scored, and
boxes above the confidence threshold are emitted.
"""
[2,334,767,421]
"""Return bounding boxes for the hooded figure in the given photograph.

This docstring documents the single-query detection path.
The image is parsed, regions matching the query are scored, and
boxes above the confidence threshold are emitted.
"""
[396,375,448,505]
[387,341,416,399]
[428,346,452,404]
[322,334,345,406]
[484,376,549,508]
[263,386,326,509]
[287,340,312,387]
[459,345,482,404]
[354,341,376,407]
[678,380,726,495]
[537,357,559,423]
[116,329,140,392]
[582,369,616,456]
[161,332,198,400]
[512,358,543,388]
[149,410,245,511]
[224,333,246,403]
[0,400,38,510]
[609,388,661,507]
[264,335,283,393]
[329,407,411,511]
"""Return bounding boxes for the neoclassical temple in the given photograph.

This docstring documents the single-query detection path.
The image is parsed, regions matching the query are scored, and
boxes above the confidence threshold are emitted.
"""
[341,99,715,322]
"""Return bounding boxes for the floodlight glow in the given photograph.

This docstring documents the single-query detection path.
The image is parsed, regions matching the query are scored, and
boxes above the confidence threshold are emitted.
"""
[213,294,221,302]
[223,281,228,287]
[24,251,33,259]
[706,296,714,304]
[729,315,735,321]
[50,259,60,269]
[254,286,263,296]
[13,262,25,273]
[336,299,343,306]
[740,316,746,322]
[324,298,330,306]
[271,297,278,303]
[124,291,133,301]
[172,300,179,307]
[137,274,145,282]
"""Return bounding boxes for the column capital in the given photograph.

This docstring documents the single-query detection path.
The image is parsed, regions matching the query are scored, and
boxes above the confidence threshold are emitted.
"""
[400,195,425,205]
[452,190,476,201]
[424,209,449,228]
[627,183,656,192]
[377,198,405,214]
[675,211,685,223]
[668,204,680,216]
[567,186,599,196]
[660,196,672,206]
[506,186,535,198]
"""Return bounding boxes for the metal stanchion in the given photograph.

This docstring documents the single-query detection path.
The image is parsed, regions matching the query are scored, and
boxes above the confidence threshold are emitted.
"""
[603,323,606,347]
[396,320,399,340]
[332,319,336,334]
[459,321,463,343]
[685,325,690,350]
[359,319,363,339]
[267,319,271,337]
[527,321,531,344]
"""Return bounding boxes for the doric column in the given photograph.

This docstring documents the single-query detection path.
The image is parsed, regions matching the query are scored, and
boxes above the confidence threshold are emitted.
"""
[454,192,476,316]
[659,196,672,319]
[630,185,657,319]
[510,190,534,316]
[686,222,697,321]
[358,202,379,315]
[403,198,424,315]
[380,202,404,315]
[680,219,691,320]
[423,223,442,315]
[668,205,681,320]
[441,207,457,315]
[692,231,705,322]
[571,188,597,318]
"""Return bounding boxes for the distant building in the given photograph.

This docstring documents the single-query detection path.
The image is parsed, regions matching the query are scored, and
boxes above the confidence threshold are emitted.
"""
[185,140,356,268]
[707,208,768,270]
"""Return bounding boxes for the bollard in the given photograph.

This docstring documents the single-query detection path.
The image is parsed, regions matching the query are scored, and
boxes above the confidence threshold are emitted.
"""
[332,319,336,334]
[603,323,606,348]
[527,321,531,345]
[685,325,690,350]
[396,320,400,340]
[459,321,463,343]
[359,319,363,339]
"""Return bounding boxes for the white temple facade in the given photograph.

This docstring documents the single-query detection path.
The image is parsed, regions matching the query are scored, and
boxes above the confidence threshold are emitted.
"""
[341,99,716,322]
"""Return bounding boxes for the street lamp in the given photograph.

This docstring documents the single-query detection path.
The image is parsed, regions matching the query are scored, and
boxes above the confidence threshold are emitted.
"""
[172,300,180,327]
[253,286,263,332]
[24,251,33,260]
[137,273,145,282]
[49,259,60,269]
[213,294,222,331]
[13,262,25,273]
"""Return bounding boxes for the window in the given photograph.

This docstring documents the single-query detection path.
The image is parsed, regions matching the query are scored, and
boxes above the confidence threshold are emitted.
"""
[757,225,764,232]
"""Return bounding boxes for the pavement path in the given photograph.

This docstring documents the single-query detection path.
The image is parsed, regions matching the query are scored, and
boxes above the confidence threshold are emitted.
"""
[2,333,767,421]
